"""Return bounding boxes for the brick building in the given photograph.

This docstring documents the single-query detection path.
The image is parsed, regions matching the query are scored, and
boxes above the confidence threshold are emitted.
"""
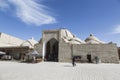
[35,29,119,63]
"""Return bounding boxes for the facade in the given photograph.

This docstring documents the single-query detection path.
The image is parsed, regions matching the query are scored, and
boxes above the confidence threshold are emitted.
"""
[35,29,119,63]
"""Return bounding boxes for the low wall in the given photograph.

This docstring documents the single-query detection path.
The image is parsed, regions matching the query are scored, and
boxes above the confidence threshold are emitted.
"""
[36,39,119,63]
[72,44,119,63]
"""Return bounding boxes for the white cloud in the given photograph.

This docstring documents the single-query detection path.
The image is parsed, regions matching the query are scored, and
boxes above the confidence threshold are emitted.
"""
[0,0,56,26]
[113,25,120,34]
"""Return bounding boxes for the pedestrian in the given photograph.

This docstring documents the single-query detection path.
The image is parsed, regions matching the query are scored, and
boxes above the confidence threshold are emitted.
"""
[95,56,99,64]
[32,56,36,63]
[72,57,76,67]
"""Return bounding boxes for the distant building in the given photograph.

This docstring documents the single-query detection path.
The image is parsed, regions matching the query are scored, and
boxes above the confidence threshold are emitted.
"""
[0,32,38,60]
[35,29,119,63]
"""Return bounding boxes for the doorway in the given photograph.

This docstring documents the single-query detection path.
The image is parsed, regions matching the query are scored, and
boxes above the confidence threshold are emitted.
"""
[45,38,58,62]
[87,54,92,63]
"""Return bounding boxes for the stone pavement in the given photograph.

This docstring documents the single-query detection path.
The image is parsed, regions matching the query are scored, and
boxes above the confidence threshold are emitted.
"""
[0,61,120,80]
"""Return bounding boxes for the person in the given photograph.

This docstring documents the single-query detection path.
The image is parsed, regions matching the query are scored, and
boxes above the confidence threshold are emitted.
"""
[72,57,76,67]
[33,56,36,63]
[95,56,99,64]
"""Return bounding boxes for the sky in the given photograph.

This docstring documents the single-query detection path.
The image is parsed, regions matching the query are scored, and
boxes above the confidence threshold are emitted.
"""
[0,0,120,46]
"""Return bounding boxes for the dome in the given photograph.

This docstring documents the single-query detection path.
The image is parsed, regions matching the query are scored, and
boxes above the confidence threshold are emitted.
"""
[68,37,86,44]
[20,37,38,48]
[85,34,105,44]
[61,29,74,39]
[61,29,85,44]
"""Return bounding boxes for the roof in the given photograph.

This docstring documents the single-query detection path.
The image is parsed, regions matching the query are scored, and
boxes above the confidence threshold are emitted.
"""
[85,34,105,44]
[0,33,38,48]
[61,29,85,44]
[0,32,24,47]
[20,37,38,48]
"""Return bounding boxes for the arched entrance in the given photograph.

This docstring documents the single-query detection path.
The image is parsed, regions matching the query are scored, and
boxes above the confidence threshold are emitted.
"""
[45,38,58,62]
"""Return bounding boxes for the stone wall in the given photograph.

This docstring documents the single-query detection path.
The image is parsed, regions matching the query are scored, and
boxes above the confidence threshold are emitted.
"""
[59,41,72,62]
[59,43,119,63]
[72,44,119,63]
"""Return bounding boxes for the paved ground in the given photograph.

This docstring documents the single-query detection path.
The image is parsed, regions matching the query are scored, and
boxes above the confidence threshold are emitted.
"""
[0,61,120,80]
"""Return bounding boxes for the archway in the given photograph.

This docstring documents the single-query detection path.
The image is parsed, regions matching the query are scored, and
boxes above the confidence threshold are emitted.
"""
[45,38,58,62]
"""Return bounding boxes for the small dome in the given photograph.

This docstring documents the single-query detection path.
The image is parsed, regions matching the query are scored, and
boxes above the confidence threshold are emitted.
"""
[85,34,105,44]
[21,37,38,48]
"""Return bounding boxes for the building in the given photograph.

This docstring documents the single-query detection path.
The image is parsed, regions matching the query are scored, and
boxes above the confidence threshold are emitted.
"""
[0,32,38,60]
[0,29,119,63]
[35,29,119,63]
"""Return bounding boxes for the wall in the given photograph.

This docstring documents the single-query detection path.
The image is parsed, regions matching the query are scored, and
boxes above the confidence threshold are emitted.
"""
[59,43,119,63]
[59,41,72,62]
[72,44,119,63]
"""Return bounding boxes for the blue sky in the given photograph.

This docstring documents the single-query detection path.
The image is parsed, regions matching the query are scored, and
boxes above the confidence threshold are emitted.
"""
[0,0,120,46]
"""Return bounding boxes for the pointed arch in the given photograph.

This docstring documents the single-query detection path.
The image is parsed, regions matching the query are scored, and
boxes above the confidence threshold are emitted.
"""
[45,38,58,62]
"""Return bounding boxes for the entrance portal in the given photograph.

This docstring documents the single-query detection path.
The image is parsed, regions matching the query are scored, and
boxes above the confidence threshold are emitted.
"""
[45,38,58,62]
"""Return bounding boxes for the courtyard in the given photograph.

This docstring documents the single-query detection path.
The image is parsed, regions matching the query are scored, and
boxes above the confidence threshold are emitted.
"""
[0,61,120,80]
